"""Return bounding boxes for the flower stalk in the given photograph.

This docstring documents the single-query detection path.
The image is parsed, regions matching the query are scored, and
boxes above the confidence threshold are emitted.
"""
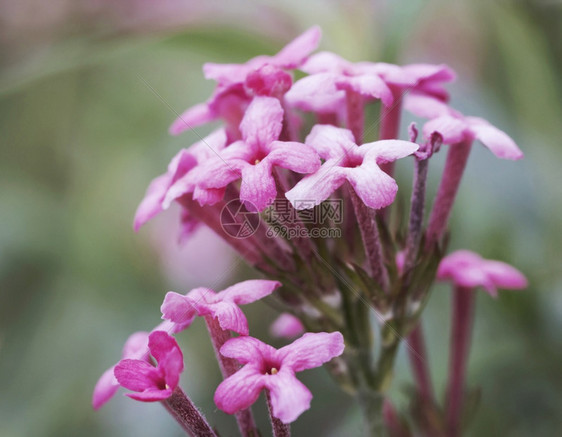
[162,387,217,437]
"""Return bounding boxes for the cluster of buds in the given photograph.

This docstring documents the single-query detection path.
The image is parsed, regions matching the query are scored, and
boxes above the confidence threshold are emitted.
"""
[94,27,528,436]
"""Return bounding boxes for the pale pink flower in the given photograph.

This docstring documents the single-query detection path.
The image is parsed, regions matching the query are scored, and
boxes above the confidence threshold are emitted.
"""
[437,250,528,297]
[270,313,305,339]
[405,94,523,160]
[170,26,321,136]
[167,97,321,211]
[285,125,418,209]
[161,280,281,335]
[214,332,344,423]
[133,129,228,232]
[114,331,183,402]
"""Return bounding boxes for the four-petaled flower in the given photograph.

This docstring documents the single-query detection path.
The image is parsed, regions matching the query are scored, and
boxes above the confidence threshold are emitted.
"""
[405,94,524,160]
[214,332,344,423]
[285,125,418,209]
[92,319,190,409]
[133,129,228,232]
[170,26,321,136]
[114,331,184,402]
[437,250,528,297]
[166,97,321,212]
[161,280,281,335]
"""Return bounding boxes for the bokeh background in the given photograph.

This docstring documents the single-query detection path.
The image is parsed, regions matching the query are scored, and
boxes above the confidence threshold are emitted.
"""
[1,0,561,436]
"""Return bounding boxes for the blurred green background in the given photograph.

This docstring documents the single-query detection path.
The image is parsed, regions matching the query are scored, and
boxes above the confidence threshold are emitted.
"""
[1,0,561,436]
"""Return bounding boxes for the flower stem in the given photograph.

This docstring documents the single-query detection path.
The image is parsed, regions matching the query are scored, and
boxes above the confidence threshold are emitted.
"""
[266,392,291,437]
[205,316,259,437]
[346,89,365,143]
[378,94,403,176]
[446,286,475,437]
[425,140,472,249]
[407,323,434,403]
[348,188,389,294]
[162,386,217,437]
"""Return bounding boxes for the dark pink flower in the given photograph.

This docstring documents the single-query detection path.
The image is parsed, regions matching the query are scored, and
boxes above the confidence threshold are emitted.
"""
[114,331,184,402]
[161,280,281,335]
[166,97,321,211]
[270,313,305,339]
[285,125,418,209]
[214,332,344,424]
[133,129,228,232]
[92,319,188,409]
[437,250,528,297]
[170,26,321,136]
[405,94,524,160]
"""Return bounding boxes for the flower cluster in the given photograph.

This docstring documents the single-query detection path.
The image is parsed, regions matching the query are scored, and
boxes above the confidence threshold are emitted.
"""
[96,26,527,436]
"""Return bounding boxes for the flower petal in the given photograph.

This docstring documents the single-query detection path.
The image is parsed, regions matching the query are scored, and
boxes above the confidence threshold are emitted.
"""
[169,103,216,136]
[147,331,184,390]
[220,336,276,365]
[220,279,281,305]
[114,359,162,392]
[345,163,399,210]
[300,51,349,74]
[273,26,322,69]
[239,161,277,212]
[133,174,170,232]
[200,301,249,335]
[360,139,419,164]
[467,117,523,160]
[285,73,345,114]
[336,75,394,106]
[240,96,283,149]
[285,163,347,209]
[214,365,266,414]
[267,141,321,174]
[423,115,468,144]
[126,388,173,402]
[305,125,355,160]
[484,261,528,291]
[266,369,313,424]
[92,367,120,410]
[404,93,455,119]
[160,292,198,327]
[279,332,344,373]
[122,331,150,360]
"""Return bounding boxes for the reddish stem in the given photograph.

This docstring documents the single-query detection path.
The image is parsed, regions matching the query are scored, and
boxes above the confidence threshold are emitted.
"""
[266,392,291,437]
[425,140,472,250]
[446,286,475,437]
[162,386,217,437]
[378,94,403,176]
[205,316,259,437]
[346,89,365,143]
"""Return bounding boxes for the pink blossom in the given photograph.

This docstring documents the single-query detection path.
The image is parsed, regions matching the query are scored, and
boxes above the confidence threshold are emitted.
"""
[166,97,321,211]
[405,94,523,160]
[114,331,184,402]
[437,250,528,297]
[92,320,189,409]
[133,129,228,232]
[285,125,418,209]
[270,313,305,339]
[170,26,321,136]
[214,332,344,424]
[161,280,281,335]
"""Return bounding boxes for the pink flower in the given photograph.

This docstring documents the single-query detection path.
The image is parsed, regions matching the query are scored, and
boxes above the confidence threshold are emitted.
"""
[437,250,528,297]
[114,331,184,402]
[92,320,190,409]
[214,332,345,424]
[285,53,455,114]
[270,313,305,339]
[404,94,523,160]
[161,280,281,335]
[167,97,321,211]
[170,26,321,136]
[133,129,228,232]
[285,125,418,209]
